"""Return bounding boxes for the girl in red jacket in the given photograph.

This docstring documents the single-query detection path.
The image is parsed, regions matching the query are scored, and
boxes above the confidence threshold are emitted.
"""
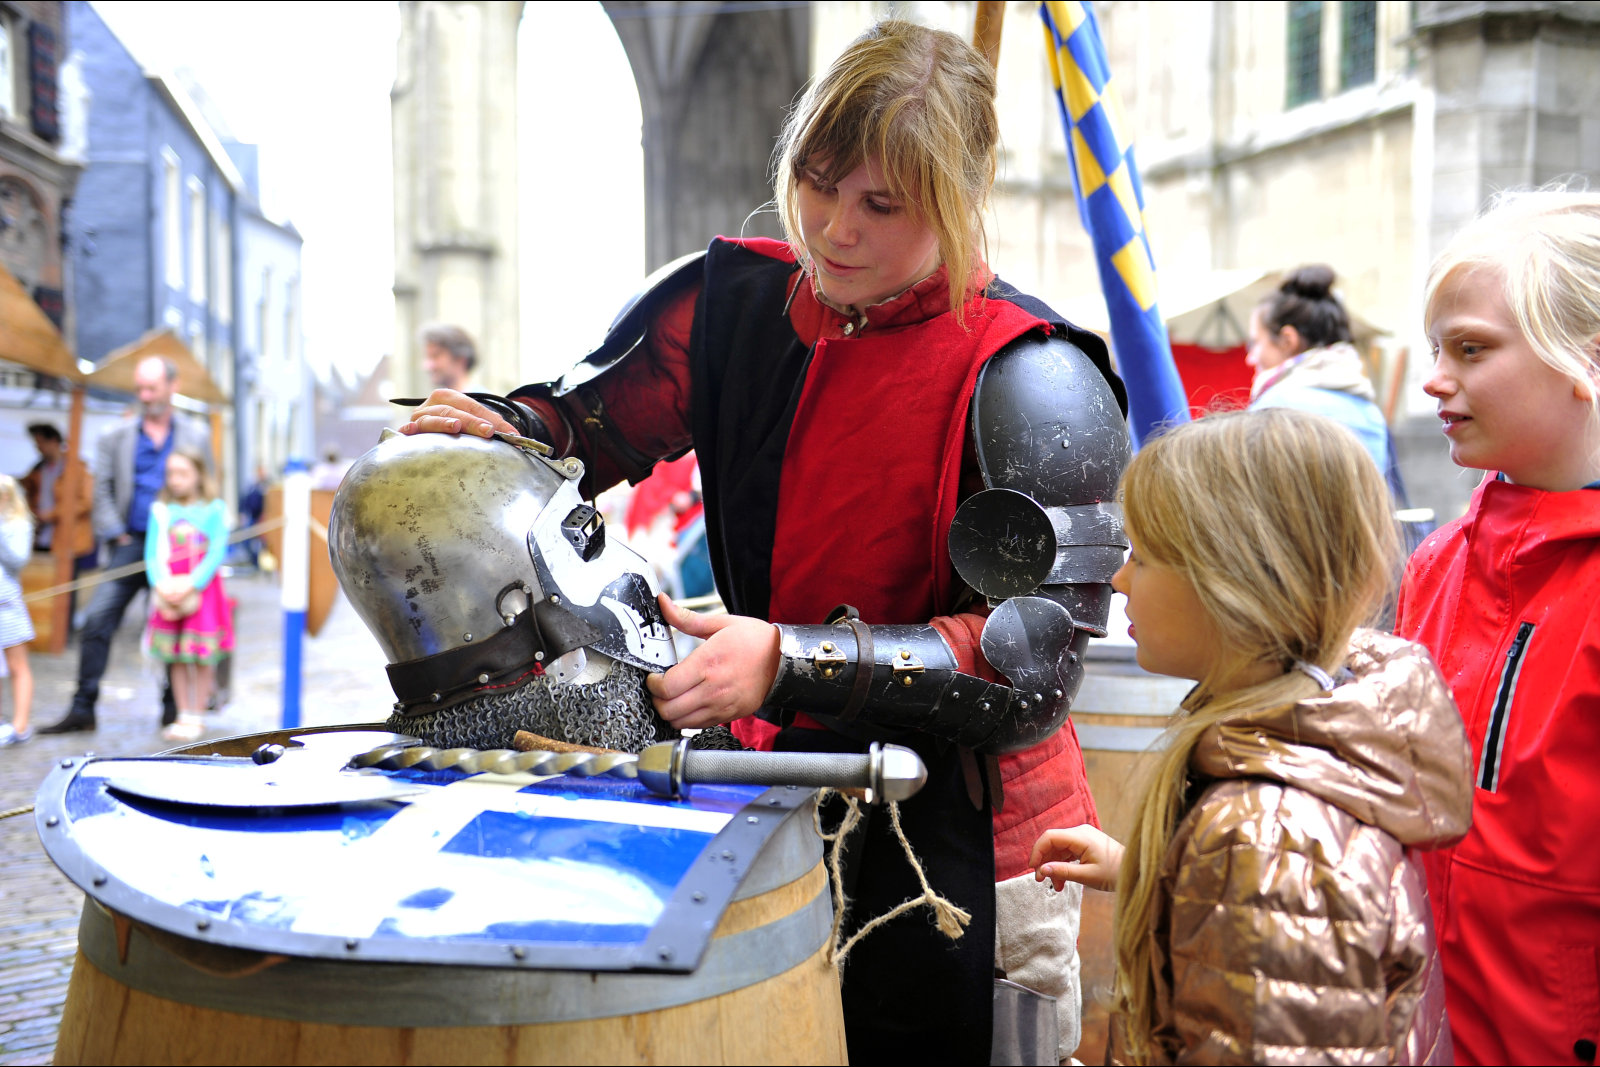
[1395,189,1600,1066]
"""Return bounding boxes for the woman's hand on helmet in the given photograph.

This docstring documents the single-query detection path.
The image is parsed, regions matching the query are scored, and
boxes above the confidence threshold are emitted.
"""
[1030,825,1124,893]
[647,594,779,729]
[398,389,517,439]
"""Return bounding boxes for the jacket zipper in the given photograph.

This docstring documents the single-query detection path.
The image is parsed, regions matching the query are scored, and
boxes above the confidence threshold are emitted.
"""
[1478,621,1534,792]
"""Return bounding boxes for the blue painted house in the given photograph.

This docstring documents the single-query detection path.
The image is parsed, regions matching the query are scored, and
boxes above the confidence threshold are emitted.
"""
[62,0,307,502]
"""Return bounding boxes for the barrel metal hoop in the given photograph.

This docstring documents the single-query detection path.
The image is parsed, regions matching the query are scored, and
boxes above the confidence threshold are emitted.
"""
[76,883,833,1027]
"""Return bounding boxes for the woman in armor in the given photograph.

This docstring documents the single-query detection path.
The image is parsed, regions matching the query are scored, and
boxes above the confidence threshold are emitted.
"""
[404,20,1128,1061]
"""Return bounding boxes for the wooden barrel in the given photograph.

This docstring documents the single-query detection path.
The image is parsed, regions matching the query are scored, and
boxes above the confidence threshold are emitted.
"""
[43,726,848,1065]
[1070,645,1186,1060]
[21,552,60,652]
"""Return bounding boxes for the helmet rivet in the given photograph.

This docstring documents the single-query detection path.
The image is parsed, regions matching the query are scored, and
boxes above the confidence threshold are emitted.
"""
[477,674,490,684]
[549,594,561,604]
[503,614,516,626]
[430,692,442,703]
[463,633,473,642]
[534,651,545,662]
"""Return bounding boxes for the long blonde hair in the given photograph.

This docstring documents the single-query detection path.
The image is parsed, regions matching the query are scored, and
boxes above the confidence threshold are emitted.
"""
[772,19,997,318]
[1111,409,1399,1060]
[0,475,29,525]
[1425,187,1600,419]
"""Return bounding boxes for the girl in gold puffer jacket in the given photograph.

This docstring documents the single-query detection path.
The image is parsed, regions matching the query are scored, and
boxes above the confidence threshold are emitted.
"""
[1033,409,1473,1064]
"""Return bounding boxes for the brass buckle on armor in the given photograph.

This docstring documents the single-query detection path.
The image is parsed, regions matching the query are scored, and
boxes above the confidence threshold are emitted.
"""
[810,641,847,679]
[891,648,924,686]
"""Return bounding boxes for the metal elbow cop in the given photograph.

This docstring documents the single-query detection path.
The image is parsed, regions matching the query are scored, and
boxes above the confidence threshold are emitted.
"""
[328,429,675,746]
[765,332,1131,754]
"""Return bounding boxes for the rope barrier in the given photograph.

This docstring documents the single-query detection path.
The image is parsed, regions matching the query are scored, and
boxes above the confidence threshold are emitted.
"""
[22,515,292,604]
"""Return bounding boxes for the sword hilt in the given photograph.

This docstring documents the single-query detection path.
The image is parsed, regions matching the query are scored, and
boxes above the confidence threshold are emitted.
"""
[637,740,927,803]
[349,739,928,804]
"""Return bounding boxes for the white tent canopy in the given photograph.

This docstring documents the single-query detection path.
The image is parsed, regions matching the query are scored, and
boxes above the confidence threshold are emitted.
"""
[1061,268,1390,350]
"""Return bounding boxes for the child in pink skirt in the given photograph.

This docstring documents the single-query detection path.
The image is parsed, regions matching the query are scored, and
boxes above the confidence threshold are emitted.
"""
[146,446,229,742]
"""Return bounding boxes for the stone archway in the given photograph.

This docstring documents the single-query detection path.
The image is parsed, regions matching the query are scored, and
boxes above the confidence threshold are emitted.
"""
[601,1,810,271]
[391,1,809,394]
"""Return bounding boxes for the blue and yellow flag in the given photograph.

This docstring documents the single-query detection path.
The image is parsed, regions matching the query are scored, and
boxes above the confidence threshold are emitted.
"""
[1039,1,1189,445]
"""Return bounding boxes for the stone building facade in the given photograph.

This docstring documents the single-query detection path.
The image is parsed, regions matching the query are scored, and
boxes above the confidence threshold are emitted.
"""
[0,0,77,338]
[61,0,309,501]
[391,0,524,397]
[815,1,1600,521]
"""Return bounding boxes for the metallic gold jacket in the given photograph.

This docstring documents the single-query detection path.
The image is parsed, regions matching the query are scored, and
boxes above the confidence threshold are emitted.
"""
[1115,630,1473,1064]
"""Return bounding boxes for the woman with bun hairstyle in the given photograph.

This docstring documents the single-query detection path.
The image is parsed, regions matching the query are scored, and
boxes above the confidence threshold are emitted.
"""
[1248,265,1391,471]
[1032,409,1472,1064]
[1396,189,1600,1065]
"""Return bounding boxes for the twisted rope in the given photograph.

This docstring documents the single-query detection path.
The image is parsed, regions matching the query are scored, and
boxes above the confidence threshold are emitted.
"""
[814,790,972,971]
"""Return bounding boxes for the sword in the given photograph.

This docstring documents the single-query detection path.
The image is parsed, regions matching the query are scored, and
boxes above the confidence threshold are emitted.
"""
[348,737,929,804]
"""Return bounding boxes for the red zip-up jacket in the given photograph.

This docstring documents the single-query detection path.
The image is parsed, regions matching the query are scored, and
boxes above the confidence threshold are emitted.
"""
[1395,476,1600,1066]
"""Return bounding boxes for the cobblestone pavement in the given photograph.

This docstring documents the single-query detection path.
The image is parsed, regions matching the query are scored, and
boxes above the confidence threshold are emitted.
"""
[0,569,392,1065]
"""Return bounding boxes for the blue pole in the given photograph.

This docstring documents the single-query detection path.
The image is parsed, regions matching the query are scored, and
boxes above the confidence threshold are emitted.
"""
[281,458,310,729]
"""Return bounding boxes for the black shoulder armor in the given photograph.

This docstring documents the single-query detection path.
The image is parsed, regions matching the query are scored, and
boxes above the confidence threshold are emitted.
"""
[507,251,706,486]
[547,251,706,398]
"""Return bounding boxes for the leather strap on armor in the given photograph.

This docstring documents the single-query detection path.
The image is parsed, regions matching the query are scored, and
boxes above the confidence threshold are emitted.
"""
[823,605,874,723]
[386,601,601,717]
[573,384,662,487]
[767,620,1034,753]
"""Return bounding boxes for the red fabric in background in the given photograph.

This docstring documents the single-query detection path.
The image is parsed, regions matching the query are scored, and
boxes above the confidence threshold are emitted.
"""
[1171,343,1251,416]
[625,453,698,536]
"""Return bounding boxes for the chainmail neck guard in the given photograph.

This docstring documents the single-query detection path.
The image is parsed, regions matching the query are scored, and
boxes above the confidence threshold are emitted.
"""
[385,663,740,753]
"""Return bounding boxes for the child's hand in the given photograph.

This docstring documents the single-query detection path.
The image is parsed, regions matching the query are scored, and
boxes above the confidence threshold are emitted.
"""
[158,576,192,603]
[1030,825,1125,893]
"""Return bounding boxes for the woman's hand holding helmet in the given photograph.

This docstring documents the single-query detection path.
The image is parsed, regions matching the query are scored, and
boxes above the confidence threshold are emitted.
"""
[647,594,779,729]
[398,389,518,440]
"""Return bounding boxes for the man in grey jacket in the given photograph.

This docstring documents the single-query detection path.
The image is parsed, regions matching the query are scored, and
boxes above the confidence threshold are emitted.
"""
[39,356,211,733]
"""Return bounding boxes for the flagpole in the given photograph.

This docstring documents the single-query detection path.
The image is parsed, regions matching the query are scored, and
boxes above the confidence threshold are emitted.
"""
[973,1,1005,68]
[1038,0,1191,445]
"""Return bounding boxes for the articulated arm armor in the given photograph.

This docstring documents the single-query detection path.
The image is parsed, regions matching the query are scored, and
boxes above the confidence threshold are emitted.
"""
[765,333,1131,754]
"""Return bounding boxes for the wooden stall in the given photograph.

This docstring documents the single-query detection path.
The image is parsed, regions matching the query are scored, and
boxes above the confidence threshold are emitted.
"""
[0,264,89,653]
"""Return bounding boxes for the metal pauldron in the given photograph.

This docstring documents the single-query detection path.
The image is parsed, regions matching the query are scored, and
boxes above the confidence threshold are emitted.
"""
[766,596,1095,755]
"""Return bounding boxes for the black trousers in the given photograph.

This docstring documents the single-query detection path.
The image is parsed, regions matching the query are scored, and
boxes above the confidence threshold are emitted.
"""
[776,727,996,1064]
[69,539,175,722]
